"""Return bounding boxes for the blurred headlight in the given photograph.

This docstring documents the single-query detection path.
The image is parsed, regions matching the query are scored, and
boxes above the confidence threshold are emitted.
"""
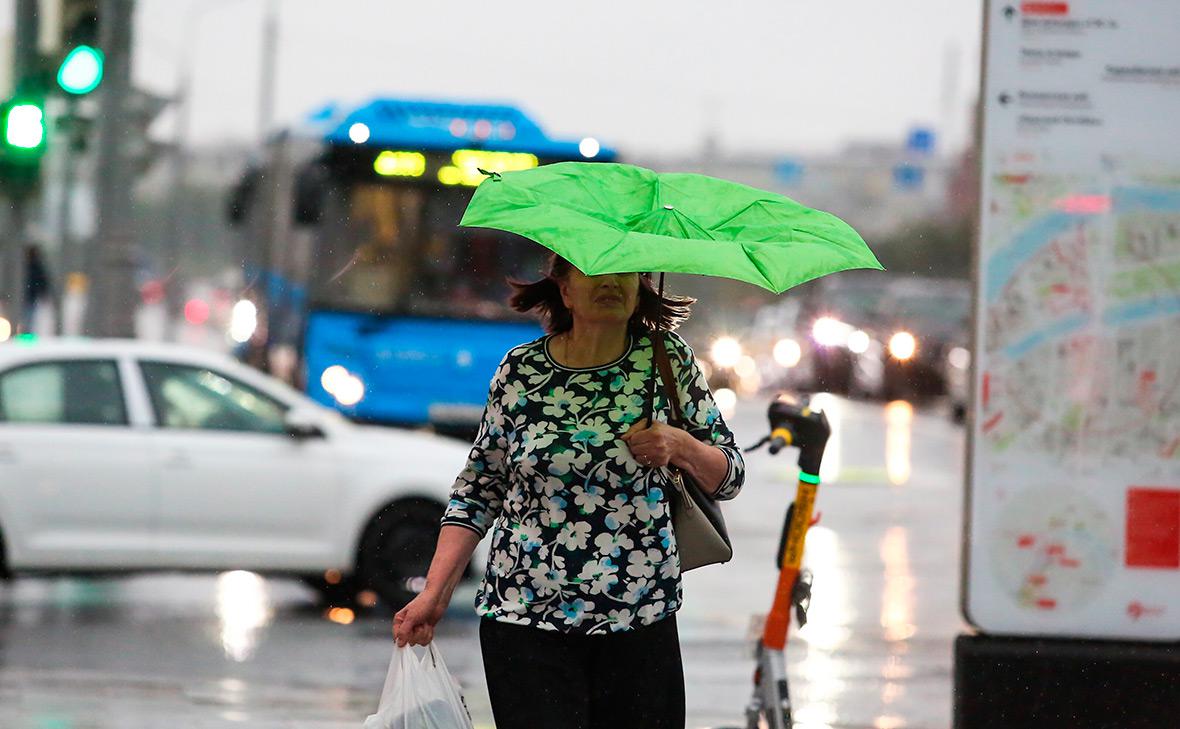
[229,299,258,344]
[0,317,10,343]
[734,355,758,379]
[320,365,350,394]
[713,387,738,420]
[889,331,917,361]
[948,346,971,370]
[710,336,743,369]
[773,338,802,367]
[812,316,845,347]
[334,374,365,407]
[321,365,366,406]
[847,329,870,354]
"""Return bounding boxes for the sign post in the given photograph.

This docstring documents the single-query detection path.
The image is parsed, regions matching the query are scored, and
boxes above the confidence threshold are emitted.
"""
[958,2,1180,725]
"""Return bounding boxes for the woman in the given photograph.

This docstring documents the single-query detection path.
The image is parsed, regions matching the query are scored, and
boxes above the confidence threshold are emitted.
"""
[394,255,745,729]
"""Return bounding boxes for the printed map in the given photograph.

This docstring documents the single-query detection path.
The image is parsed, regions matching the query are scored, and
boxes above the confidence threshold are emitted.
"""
[978,177,1180,463]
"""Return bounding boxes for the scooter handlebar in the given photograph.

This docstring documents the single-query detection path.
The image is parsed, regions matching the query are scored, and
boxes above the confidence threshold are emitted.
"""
[765,392,831,474]
[767,427,793,456]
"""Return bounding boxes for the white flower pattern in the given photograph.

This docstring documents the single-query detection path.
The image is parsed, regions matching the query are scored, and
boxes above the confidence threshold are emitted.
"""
[442,331,744,635]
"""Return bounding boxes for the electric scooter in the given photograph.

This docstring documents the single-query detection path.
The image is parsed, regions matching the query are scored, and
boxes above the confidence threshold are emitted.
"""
[737,392,832,729]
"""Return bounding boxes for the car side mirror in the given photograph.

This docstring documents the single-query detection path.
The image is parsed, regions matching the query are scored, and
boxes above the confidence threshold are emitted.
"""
[284,408,327,440]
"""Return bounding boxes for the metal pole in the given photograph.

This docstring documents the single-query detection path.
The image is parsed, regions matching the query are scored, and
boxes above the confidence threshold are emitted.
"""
[251,2,281,368]
[85,0,139,337]
[163,0,246,340]
[3,0,40,330]
[54,97,79,336]
[257,0,278,142]
[162,46,194,340]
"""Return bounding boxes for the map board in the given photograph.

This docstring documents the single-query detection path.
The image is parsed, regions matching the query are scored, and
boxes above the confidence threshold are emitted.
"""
[965,0,1180,640]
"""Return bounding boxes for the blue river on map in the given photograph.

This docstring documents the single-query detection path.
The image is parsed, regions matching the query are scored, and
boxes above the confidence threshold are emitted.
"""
[990,185,1180,361]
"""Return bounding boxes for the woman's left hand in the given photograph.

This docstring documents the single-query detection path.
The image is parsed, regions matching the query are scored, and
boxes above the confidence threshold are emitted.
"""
[622,419,686,468]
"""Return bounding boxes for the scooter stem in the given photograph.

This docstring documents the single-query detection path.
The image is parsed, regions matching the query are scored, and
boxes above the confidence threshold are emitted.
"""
[762,473,820,650]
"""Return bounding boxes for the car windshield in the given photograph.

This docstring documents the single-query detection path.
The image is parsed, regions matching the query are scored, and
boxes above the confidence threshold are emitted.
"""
[892,293,970,325]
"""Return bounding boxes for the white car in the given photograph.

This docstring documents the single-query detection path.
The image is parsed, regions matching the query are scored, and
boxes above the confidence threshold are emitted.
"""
[0,339,474,608]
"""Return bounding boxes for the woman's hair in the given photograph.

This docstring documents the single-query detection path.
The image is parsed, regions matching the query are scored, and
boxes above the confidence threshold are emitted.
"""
[509,253,695,334]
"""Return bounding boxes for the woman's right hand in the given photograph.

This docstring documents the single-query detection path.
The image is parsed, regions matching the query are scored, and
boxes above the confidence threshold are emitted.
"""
[393,590,447,647]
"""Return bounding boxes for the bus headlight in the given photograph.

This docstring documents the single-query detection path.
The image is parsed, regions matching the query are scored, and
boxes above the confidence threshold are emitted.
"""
[710,336,742,369]
[889,331,917,361]
[321,365,365,406]
[334,375,366,407]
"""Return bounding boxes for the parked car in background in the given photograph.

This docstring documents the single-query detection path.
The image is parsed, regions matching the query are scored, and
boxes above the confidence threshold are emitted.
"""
[792,272,890,396]
[874,278,972,403]
[0,339,475,609]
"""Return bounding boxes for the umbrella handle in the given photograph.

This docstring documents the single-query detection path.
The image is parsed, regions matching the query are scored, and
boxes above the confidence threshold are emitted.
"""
[642,272,666,427]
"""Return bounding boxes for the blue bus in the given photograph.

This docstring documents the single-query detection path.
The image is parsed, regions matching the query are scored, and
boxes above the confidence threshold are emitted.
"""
[229,98,616,436]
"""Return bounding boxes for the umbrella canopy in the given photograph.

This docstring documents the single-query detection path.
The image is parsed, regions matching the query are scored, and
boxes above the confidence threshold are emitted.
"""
[459,161,882,293]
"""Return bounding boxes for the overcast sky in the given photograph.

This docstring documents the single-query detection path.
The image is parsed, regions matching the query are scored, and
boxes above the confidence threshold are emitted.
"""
[7,0,984,157]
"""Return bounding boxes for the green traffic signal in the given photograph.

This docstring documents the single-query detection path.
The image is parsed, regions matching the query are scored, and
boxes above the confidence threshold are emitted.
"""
[0,99,46,194]
[3,103,46,151]
[57,45,104,95]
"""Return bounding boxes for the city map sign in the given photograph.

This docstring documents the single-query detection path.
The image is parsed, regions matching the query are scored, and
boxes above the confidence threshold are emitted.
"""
[965,0,1180,640]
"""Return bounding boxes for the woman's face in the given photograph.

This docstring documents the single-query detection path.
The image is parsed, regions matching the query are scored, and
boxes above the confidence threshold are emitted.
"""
[559,269,641,328]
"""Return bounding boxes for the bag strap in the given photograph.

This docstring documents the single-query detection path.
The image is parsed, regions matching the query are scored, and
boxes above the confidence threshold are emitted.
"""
[651,333,684,427]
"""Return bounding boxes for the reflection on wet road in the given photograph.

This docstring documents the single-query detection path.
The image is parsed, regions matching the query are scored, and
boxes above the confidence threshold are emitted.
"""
[0,395,966,728]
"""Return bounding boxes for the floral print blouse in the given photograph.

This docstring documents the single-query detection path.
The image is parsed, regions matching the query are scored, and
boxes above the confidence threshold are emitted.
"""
[442,329,745,635]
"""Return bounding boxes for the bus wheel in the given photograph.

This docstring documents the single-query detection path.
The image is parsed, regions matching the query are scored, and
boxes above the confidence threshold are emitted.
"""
[357,500,442,610]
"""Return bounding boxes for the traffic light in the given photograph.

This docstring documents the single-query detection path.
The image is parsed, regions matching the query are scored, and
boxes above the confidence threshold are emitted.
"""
[2,101,46,151]
[0,98,48,195]
[61,0,99,47]
[58,0,101,95]
[57,45,104,95]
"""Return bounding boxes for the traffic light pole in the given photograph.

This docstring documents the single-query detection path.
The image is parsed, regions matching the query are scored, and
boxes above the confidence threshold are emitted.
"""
[85,0,139,337]
[2,0,40,329]
[54,96,82,336]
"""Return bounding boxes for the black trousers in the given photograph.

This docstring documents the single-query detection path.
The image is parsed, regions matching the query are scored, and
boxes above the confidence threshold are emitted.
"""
[479,615,686,729]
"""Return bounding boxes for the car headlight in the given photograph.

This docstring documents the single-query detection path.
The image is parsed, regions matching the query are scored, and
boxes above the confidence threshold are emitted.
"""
[811,316,845,347]
[229,299,258,343]
[889,331,917,361]
[847,329,870,354]
[948,346,971,370]
[710,336,743,369]
[773,338,802,368]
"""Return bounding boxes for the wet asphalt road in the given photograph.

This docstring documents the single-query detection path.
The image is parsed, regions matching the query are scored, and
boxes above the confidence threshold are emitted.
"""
[0,394,967,729]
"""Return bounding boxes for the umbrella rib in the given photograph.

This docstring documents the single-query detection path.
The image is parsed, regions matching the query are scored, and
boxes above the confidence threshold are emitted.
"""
[738,242,779,292]
[710,198,781,234]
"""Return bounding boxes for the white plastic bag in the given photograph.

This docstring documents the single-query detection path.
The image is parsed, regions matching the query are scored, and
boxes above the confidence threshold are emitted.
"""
[362,643,475,729]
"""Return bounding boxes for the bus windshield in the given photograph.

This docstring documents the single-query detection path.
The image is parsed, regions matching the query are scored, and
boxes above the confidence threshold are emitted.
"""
[309,182,549,319]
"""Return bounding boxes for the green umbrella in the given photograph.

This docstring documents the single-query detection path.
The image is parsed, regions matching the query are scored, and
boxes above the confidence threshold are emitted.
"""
[460,161,882,294]
[459,161,883,421]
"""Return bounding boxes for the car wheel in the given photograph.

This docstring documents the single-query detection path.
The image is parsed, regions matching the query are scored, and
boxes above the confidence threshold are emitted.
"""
[357,500,442,610]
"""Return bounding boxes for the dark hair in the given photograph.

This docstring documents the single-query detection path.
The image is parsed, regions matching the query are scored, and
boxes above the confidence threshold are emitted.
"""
[509,253,695,335]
